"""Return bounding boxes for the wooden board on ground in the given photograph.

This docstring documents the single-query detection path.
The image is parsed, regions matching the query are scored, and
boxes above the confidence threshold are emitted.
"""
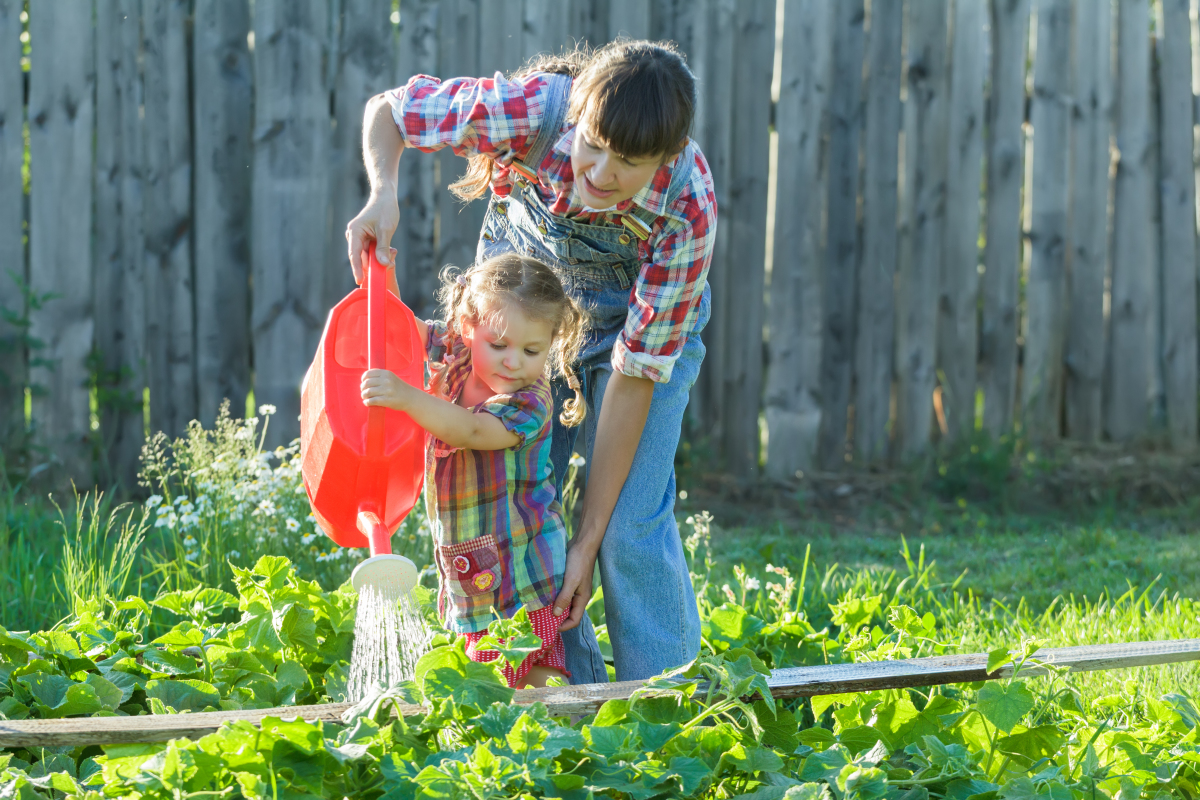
[3,638,1197,748]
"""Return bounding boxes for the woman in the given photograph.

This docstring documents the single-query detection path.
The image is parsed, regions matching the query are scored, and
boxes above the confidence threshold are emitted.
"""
[345,40,717,684]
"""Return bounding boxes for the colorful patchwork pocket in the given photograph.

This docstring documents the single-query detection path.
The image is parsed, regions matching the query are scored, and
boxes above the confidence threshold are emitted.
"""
[437,534,502,597]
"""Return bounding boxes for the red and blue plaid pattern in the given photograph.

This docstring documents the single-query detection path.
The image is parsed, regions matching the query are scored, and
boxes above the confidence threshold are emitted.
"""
[422,322,567,634]
[388,73,718,384]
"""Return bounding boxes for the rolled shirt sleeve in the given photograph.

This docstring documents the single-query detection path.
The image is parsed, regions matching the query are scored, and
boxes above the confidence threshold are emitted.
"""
[611,152,718,384]
[387,72,552,161]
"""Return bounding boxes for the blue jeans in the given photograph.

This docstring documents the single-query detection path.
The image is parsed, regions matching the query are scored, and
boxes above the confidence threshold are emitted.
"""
[477,178,708,682]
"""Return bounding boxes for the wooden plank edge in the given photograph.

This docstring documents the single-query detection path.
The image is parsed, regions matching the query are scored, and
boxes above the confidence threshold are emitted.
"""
[3,639,1197,748]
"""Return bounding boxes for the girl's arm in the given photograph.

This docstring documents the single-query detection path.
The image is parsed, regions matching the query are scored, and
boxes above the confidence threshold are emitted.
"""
[553,372,654,629]
[360,369,519,451]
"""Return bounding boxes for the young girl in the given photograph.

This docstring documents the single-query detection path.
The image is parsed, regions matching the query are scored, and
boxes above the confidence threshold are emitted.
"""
[349,39,715,684]
[360,253,587,689]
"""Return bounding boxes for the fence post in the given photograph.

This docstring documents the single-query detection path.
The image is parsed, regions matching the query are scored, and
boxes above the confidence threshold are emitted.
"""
[979,0,1031,436]
[688,0,735,457]
[479,0,524,74]
[938,0,986,443]
[1064,0,1112,442]
[93,1,146,489]
[896,0,950,459]
[328,0,393,317]
[816,0,864,468]
[251,0,333,447]
[853,0,903,464]
[193,1,252,429]
[142,0,195,441]
[0,0,24,451]
[764,0,832,479]
[1107,0,1154,441]
[608,0,651,40]
[28,0,95,485]
[719,0,773,478]
[1022,0,1072,442]
[435,0,488,296]
[1156,0,1198,447]
[394,0,439,320]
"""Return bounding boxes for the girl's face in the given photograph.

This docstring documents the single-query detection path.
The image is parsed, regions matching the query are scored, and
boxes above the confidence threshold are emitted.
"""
[570,118,665,210]
[461,300,555,396]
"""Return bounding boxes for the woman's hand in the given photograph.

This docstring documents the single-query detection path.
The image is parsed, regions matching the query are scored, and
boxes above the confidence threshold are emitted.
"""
[347,193,401,285]
[553,543,598,631]
[361,368,412,410]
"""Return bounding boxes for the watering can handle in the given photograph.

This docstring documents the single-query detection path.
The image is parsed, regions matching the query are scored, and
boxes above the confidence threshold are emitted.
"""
[365,247,388,459]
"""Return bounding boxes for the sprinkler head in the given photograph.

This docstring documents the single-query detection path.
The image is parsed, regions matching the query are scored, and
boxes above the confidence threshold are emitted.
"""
[351,553,419,595]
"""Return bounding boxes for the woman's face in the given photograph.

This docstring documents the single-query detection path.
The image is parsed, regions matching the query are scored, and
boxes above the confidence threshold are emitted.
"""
[570,119,665,210]
[462,300,555,396]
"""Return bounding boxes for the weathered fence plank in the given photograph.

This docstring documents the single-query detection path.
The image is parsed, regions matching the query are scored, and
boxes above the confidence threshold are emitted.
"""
[720,0,773,477]
[764,0,832,479]
[938,0,986,443]
[193,1,253,429]
[1064,0,1112,442]
[0,0,24,446]
[1107,0,1154,441]
[394,0,440,319]
[853,0,902,464]
[896,0,950,458]
[979,0,1031,436]
[1022,0,1072,442]
[251,0,333,446]
[1157,0,1197,447]
[328,0,392,318]
[608,0,652,41]
[435,0,487,290]
[522,0,570,62]
[93,1,145,489]
[816,0,864,468]
[478,0,524,75]
[142,0,195,441]
[4,638,1197,747]
[28,0,95,484]
[689,0,735,456]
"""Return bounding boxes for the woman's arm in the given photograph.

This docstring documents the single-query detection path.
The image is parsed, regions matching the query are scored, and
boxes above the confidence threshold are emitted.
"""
[553,371,654,629]
[361,369,519,451]
[347,94,405,282]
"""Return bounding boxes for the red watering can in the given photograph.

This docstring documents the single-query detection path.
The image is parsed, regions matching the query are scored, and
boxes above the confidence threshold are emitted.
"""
[299,247,426,594]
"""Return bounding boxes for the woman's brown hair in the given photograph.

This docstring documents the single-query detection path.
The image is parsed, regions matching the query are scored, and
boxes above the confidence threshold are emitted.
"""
[436,253,589,426]
[449,39,696,202]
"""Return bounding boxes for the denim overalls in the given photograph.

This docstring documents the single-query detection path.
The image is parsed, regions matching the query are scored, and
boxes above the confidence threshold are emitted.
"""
[475,74,710,683]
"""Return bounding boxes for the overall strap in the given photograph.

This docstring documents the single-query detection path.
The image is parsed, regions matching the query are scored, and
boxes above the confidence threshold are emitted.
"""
[510,73,572,181]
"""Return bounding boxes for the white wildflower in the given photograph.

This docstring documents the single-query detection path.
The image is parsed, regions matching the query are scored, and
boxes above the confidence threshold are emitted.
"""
[234,428,252,440]
[185,551,199,562]
[569,453,586,468]
[183,536,197,547]
[145,494,163,509]
[301,533,316,545]
[228,550,241,559]
[744,577,761,591]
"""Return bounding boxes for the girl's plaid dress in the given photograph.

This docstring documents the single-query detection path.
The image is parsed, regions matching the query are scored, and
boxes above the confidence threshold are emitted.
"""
[422,321,567,635]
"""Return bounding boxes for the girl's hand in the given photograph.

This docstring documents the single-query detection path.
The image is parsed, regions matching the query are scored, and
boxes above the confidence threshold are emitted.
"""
[361,368,410,410]
[553,544,597,632]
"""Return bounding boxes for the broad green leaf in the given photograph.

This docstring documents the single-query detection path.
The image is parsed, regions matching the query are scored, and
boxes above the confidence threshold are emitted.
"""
[593,698,630,727]
[996,724,1066,762]
[669,755,712,795]
[977,681,1035,733]
[85,673,123,711]
[727,742,785,774]
[141,648,201,676]
[811,692,858,721]
[273,603,320,652]
[505,713,548,754]
[986,647,1012,675]
[837,765,888,799]
[830,594,882,633]
[754,699,800,752]
[701,604,766,651]
[152,624,205,649]
[145,679,221,713]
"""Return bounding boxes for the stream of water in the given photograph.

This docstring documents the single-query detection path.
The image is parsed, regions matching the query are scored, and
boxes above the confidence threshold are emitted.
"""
[348,580,433,702]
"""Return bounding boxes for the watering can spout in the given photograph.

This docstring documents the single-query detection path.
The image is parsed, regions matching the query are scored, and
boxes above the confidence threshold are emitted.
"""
[350,508,419,596]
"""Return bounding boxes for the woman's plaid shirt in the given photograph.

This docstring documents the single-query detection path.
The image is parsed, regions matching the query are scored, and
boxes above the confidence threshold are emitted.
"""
[422,322,567,634]
[387,72,717,384]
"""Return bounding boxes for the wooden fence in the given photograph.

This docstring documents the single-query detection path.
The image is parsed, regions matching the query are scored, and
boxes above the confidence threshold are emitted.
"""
[1,0,1199,489]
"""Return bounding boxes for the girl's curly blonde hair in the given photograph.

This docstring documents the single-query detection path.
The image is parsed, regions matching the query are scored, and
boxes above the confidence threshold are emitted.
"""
[436,253,589,426]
